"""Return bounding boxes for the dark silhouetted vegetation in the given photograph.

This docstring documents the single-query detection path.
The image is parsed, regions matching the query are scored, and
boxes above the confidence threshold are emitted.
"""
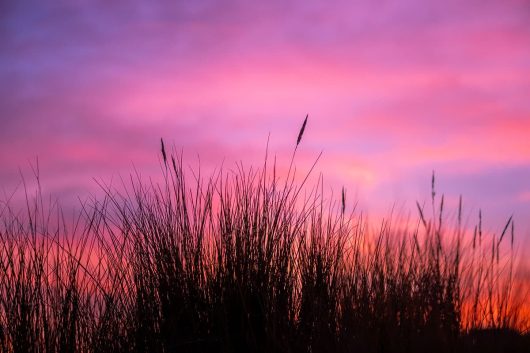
[0,123,528,352]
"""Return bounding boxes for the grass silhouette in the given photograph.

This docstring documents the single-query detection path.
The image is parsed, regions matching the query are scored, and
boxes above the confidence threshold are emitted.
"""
[0,118,528,352]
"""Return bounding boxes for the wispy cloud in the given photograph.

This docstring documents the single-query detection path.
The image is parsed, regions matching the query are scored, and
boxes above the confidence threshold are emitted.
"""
[1,0,529,238]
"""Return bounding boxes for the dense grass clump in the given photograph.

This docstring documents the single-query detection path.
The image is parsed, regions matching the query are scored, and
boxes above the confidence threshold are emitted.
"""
[0,138,528,352]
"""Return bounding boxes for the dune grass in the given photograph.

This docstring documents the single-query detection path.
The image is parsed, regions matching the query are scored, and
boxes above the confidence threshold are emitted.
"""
[0,132,528,352]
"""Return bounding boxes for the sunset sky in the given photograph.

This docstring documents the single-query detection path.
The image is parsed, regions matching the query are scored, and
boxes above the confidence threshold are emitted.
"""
[1,1,529,243]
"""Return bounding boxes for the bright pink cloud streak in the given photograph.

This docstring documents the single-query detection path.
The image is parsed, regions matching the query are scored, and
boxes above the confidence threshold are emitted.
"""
[1,0,530,242]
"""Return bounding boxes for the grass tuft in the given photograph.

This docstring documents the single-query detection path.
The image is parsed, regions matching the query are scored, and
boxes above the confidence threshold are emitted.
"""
[0,134,528,352]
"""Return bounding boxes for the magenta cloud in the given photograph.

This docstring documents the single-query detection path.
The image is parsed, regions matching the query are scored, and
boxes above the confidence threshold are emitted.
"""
[1,0,529,240]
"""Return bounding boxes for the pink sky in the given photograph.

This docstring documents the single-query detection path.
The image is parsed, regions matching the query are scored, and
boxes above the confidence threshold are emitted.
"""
[1,0,529,244]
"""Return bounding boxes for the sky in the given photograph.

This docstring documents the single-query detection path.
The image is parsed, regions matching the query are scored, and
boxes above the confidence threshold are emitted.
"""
[1,0,530,245]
